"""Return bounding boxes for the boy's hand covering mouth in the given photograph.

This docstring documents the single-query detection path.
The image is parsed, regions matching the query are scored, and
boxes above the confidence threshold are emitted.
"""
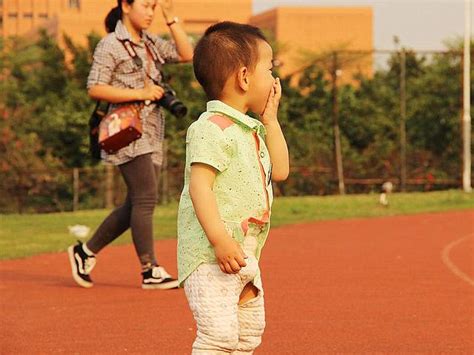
[261,78,282,124]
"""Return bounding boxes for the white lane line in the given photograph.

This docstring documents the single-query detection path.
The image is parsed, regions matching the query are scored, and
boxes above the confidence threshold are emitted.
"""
[441,233,474,287]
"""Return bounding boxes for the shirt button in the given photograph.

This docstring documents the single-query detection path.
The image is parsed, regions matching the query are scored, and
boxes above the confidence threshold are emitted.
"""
[260,151,265,158]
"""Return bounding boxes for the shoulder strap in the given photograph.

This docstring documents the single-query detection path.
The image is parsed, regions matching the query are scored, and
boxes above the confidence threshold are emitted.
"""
[118,38,164,72]
[120,39,143,69]
[144,33,166,66]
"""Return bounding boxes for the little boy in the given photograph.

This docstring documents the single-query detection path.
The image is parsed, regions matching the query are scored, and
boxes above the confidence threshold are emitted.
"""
[177,21,289,354]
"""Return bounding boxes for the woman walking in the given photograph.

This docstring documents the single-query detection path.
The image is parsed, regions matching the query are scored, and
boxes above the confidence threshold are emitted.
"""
[68,0,193,290]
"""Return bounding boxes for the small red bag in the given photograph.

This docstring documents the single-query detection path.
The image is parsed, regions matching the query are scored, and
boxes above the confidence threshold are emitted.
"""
[98,104,143,154]
[96,40,156,155]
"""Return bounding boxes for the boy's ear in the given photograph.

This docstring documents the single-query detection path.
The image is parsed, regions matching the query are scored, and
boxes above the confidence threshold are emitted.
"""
[237,67,250,92]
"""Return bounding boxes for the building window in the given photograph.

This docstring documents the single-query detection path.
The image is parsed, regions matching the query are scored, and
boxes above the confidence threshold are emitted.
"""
[68,0,80,10]
[38,13,48,19]
[8,12,18,18]
[23,12,33,18]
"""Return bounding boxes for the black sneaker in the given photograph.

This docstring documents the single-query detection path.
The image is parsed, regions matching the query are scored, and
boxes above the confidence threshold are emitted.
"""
[142,266,179,290]
[67,241,96,288]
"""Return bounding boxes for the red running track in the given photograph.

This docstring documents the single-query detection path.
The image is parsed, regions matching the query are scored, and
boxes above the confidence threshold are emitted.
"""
[1,210,473,354]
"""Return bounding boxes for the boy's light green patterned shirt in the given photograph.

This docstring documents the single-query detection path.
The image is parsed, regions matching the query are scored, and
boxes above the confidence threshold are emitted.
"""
[177,100,273,287]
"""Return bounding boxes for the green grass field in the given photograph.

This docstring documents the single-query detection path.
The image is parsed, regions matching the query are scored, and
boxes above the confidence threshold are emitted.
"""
[0,190,472,260]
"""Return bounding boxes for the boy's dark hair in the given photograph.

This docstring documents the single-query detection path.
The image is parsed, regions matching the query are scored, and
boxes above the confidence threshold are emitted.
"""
[193,21,268,100]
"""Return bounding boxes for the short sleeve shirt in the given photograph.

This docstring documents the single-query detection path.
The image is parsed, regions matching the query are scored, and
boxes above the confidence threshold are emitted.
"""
[87,20,179,166]
[177,100,274,286]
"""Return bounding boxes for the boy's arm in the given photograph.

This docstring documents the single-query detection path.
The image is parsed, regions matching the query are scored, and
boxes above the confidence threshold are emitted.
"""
[261,78,289,181]
[189,163,247,274]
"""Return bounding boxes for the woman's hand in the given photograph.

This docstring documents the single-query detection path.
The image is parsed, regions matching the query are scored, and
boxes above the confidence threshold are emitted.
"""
[157,0,174,22]
[139,83,165,101]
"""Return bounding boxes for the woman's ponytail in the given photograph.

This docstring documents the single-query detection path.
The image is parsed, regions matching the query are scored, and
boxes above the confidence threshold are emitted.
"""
[105,6,122,33]
[105,0,134,33]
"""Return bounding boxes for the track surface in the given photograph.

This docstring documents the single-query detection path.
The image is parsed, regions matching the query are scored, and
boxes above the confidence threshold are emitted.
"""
[1,210,473,354]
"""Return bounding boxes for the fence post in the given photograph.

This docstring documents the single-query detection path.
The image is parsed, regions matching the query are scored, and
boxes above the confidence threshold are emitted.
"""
[73,168,79,211]
[105,164,114,209]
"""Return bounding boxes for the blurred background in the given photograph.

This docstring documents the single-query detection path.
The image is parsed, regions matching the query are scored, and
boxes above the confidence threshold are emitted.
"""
[0,0,472,213]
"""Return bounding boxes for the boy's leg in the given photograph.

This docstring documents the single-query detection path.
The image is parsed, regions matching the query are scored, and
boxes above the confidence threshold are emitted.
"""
[233,234,265,354]
[184,263,241,354]
[232,283,266,355]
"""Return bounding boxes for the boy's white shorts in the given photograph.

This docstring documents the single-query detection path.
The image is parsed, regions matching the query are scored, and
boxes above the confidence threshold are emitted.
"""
[184,236,265,354]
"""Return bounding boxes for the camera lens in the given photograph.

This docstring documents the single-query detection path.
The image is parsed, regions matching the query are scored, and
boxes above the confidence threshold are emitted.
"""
[158,90,188,118]
[170,101,188,118]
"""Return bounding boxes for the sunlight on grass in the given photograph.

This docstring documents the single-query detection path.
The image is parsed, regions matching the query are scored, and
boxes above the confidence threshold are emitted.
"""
[0,190,472,260]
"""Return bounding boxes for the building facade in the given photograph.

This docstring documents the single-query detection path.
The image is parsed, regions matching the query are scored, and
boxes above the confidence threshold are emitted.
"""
[250,6,373,80]
[1,1,373,79]
[0,0,252,45]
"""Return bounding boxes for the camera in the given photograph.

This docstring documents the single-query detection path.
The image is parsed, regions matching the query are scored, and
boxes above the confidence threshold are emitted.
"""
[156,82,188,119]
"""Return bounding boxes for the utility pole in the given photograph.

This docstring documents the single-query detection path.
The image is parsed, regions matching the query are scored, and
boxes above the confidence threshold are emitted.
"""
[462,0,472,192]
[400,49,407,192]
[331,52,345,195]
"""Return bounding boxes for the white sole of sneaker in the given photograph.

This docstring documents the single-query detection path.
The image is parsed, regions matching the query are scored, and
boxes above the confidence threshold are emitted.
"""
[142,279,179,290]
[67,246,93,289]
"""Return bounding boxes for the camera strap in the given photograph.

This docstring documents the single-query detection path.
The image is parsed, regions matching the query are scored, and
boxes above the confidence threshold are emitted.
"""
[90,37,161,132]
[119,38,164,76]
